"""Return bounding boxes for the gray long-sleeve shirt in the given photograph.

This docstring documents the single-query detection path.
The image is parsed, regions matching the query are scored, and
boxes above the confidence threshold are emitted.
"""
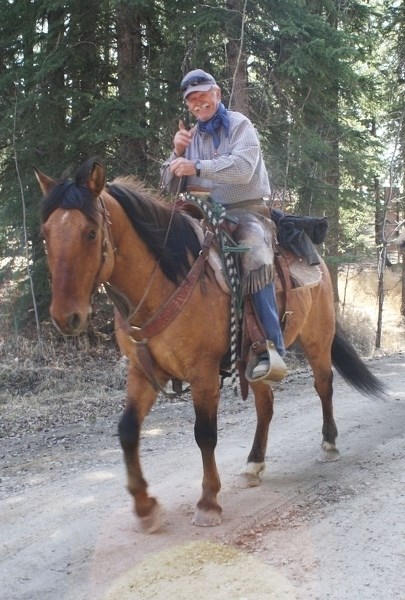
[161,110,271,205]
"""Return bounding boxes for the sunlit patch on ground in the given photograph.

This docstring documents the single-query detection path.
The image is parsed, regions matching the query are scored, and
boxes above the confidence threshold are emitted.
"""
[103,540,298,600]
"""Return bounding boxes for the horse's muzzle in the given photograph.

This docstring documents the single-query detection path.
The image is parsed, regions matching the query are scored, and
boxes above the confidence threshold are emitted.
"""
[51,310,90,336]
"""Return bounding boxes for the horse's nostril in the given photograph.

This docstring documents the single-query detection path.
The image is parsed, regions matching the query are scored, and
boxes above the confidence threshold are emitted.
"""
[69,313,82,331]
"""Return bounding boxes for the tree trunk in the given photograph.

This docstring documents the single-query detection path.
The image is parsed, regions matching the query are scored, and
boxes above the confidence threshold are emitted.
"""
[225,0,250,115]
[69,0,102,161]
[38,7,66,162]
[401,257,405,318]
[115,1,147,175]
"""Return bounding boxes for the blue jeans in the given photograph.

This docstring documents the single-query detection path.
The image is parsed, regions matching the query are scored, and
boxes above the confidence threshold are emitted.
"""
[252,282,285,356]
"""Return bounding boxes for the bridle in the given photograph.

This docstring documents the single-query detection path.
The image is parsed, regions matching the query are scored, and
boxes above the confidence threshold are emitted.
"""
[91,194,116,295]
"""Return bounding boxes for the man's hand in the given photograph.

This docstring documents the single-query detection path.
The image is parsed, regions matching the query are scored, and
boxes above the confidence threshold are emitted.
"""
[169,156,198,178]
[173,120,195,156]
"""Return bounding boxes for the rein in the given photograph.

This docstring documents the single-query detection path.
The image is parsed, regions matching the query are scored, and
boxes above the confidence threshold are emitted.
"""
[96,188,240,397]
[130,229,213,341]
[99,188,213,396]
[184,193,241,394]
[126,187,179,325]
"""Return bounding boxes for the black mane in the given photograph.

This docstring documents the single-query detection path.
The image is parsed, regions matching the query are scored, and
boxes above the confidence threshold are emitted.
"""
[107,177,201,283]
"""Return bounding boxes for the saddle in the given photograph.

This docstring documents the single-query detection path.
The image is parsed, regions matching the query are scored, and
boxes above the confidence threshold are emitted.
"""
[176,196,326,397]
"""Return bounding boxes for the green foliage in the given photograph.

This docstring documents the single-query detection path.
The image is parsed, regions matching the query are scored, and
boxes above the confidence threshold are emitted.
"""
[0,0,400,334]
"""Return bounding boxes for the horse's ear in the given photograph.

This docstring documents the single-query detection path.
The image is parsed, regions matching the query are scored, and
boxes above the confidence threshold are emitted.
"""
[87,161,106,196]
[34,167,56,196]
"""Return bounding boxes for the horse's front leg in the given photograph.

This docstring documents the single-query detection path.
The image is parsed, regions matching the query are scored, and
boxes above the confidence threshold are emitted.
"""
[240,381,274,487]
[190,374,222,527]
[118,363,161,532]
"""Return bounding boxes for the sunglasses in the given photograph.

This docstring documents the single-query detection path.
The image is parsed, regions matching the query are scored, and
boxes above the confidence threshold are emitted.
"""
[180,76,214,93]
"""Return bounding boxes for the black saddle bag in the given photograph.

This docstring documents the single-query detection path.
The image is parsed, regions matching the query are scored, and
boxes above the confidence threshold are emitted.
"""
[271,208,328,266]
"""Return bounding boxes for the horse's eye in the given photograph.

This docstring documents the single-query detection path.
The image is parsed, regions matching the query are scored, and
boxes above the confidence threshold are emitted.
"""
[87,230,97,241]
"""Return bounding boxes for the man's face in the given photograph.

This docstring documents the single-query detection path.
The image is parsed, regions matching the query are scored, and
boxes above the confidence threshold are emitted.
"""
[185,87,221,122]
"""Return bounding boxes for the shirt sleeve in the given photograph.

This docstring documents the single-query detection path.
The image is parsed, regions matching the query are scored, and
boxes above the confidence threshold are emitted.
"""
[160,152,184,195]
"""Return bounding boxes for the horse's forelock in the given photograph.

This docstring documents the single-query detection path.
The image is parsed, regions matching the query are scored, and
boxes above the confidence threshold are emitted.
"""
[41,180,98,223]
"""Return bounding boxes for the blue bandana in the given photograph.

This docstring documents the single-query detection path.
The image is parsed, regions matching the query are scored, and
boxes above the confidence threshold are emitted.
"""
[197,103,230,149]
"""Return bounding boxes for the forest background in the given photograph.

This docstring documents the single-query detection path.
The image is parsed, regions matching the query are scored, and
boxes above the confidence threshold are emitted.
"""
[0,0,404,353]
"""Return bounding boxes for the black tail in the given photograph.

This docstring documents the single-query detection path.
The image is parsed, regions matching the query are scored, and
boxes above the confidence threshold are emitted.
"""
[331,326,386,398]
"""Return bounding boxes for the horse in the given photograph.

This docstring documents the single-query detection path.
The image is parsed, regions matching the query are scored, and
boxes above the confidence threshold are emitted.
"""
[36,158,384,532]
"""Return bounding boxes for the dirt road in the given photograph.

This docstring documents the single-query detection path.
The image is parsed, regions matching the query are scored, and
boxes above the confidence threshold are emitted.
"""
[1,353,404,600]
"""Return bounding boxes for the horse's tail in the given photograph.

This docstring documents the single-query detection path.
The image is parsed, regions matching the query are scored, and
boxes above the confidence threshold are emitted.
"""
[331,325,386,398]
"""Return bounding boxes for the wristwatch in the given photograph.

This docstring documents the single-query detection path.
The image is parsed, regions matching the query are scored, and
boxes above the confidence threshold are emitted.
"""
[195,160,201,177]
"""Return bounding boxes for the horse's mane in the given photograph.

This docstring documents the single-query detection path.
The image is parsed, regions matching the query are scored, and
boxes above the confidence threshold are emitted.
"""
[41,162,201,284]
[107,176,201,283]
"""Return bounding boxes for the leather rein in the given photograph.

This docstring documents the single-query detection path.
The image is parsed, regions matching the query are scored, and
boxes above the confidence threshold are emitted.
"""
[130,228,213,397]
[130,229,214,342]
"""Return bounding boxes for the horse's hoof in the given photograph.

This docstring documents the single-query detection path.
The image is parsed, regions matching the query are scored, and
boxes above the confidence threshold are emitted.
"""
[237,473,261,490]
[317,442,340,463]
[238,461,265,487]
[137,503,162,533]
[237,472,261,488]
[191,507,222,527]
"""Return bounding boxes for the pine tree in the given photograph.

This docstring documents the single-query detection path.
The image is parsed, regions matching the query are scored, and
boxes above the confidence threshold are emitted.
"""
[0,0,397,334]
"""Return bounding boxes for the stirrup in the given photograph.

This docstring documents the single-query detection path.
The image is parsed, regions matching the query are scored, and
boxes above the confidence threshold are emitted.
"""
[245,340,287,383]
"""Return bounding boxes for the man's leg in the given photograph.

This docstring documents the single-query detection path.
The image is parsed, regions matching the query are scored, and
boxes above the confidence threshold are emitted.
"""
[251,282,286,379]
[252,282,285,355]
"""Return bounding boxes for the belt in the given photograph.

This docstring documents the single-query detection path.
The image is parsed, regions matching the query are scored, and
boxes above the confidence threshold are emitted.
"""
[226,198,267,209]
[186,185,210,193]
[186,189,268,215]
[226,198,269,217]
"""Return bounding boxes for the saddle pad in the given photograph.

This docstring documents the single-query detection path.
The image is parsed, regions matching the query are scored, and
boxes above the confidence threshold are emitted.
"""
[278,251,322,289]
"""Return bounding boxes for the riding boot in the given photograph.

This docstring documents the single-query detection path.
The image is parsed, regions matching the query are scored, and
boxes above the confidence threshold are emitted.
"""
[243,283,287,382]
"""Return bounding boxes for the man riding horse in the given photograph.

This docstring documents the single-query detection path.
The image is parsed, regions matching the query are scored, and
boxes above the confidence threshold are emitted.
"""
[161,69,286,381]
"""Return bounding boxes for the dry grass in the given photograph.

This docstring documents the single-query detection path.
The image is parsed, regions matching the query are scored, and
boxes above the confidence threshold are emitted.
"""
[339,265,405,354]
[0,330,127,439]
[0,329,126,399]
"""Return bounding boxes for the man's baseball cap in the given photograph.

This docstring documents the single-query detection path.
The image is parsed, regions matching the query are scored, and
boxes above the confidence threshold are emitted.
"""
[180,69,216,99]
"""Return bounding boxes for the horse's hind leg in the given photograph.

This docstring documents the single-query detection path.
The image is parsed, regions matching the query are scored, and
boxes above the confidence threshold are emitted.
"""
[239,382,274,487]
[118,365,161,532]
[305,349,339,462]
[190,372,222,527]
